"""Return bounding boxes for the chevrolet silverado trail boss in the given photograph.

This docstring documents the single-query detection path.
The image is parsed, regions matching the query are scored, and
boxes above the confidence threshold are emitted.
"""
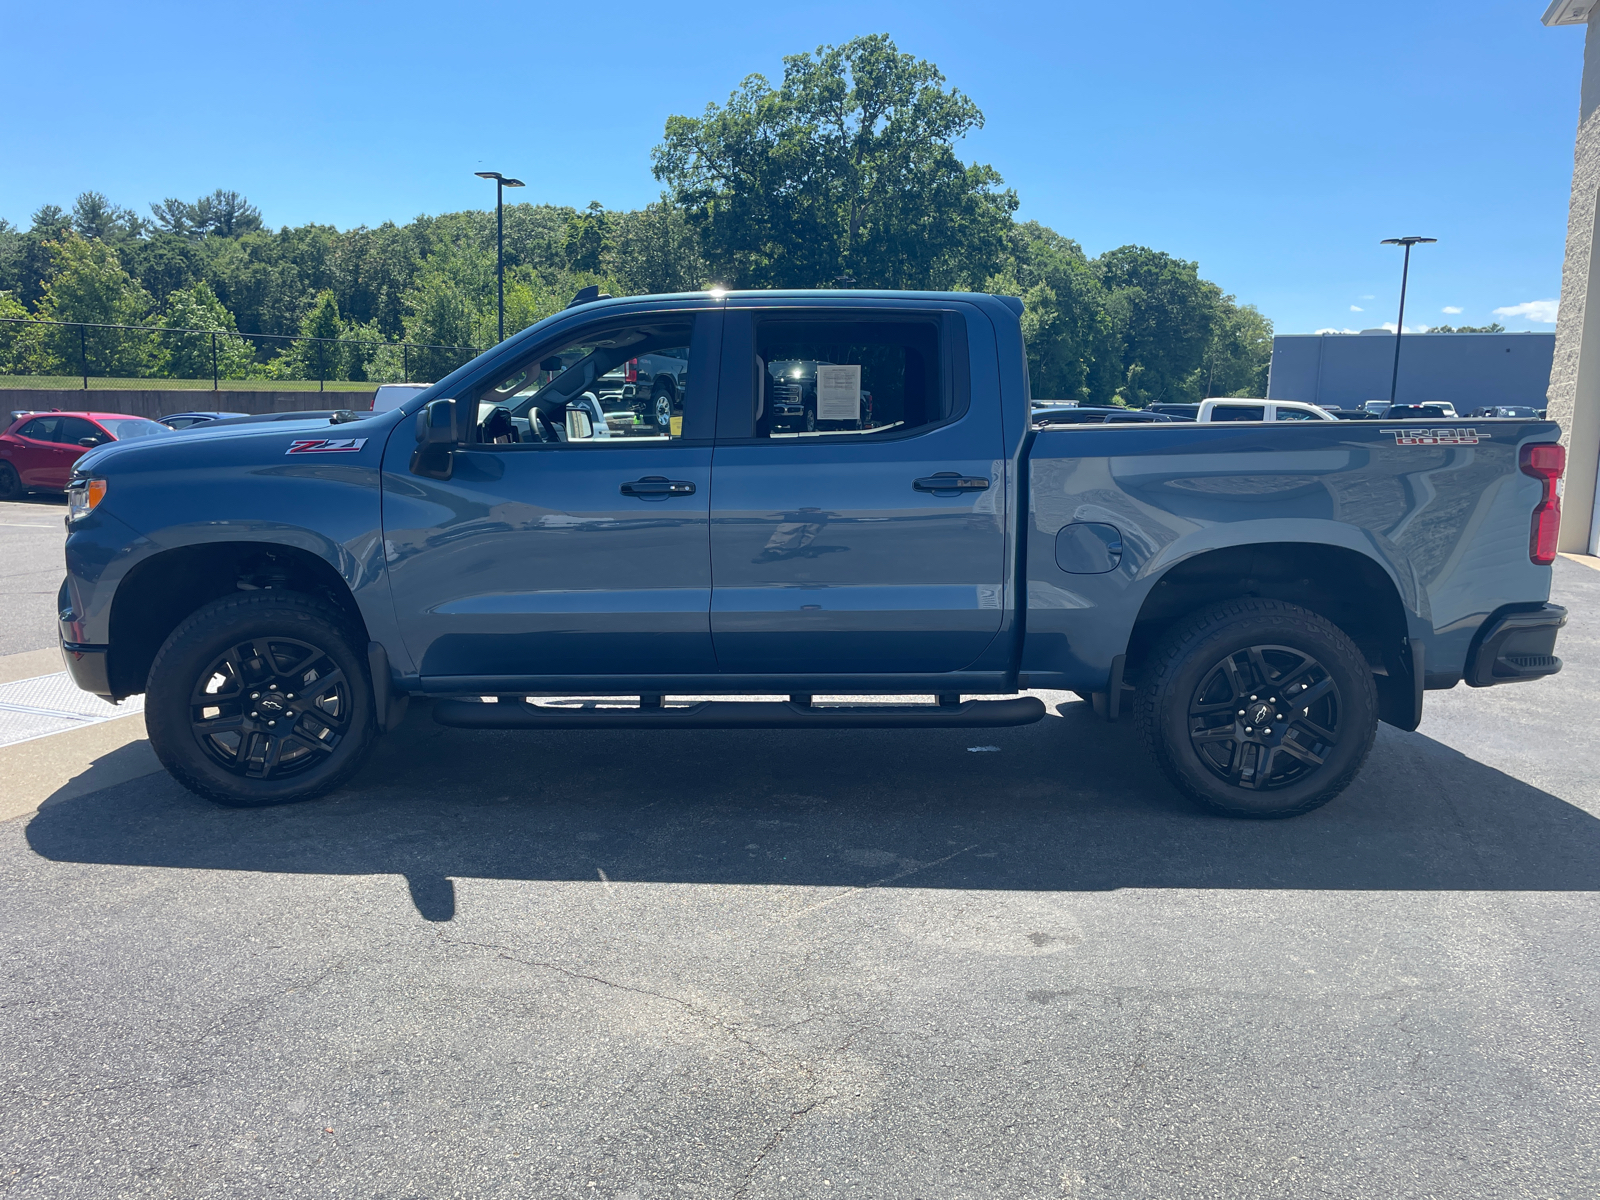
[57,289,1569,818]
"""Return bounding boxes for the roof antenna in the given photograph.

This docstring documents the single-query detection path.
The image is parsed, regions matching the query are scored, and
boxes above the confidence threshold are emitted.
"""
[566,285,612,308]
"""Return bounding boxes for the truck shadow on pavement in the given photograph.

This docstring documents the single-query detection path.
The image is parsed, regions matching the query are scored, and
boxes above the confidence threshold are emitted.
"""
[25,698,1600,921]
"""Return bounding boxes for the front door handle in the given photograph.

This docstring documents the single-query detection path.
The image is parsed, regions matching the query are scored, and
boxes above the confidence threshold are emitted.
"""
[621,476,696,499]
[914,473,990,493]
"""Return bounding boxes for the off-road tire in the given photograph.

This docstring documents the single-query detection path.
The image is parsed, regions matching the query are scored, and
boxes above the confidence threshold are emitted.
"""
[145,591,377,807]
[1135,598,1378,819]
[0,463,23,501]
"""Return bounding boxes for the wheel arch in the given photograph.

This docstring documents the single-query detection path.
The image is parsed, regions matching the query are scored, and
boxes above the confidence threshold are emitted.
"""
[107,541,369,699]
[1125,541,1420,730]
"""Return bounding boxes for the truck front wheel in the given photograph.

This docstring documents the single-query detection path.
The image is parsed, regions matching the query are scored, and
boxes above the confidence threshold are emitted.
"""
[1135,598,1377,818]
[145,592,377,807]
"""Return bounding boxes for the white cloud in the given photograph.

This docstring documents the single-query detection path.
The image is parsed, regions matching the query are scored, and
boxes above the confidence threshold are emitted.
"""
[1360,295,1375,300]
[1493,299,1559,324]
[1381,322,1428,334]
[1442,305,1463,315]
[1315,327,1362,334]
[1349,305,1363,312]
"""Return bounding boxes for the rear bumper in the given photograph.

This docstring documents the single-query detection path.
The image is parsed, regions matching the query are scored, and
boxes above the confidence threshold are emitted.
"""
[1465,604,1567,687]
[60,641,113,700]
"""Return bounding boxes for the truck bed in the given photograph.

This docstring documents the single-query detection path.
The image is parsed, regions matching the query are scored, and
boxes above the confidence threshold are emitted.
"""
[1019,418,1558,702]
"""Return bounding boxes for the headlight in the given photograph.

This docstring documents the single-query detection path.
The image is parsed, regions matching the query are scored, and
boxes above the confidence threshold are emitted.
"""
[67,478,107,523]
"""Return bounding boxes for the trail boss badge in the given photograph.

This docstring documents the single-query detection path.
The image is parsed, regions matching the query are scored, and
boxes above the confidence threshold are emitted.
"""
[285,438,368,455]
[1381,428,1483,446]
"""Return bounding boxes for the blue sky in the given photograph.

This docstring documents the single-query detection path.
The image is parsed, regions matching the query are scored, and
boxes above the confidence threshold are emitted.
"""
[0,0,1583,334]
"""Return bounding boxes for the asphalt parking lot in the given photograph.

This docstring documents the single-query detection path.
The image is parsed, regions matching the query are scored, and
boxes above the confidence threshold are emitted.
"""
[0,494,1596,1199]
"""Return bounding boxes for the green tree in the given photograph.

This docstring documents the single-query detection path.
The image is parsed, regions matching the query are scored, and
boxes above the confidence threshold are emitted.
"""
[991,222,1118,403]
[1095,246,1215,406]
[564,202,611,272]
[156,282,256,380]
[274,289,347,381]
[124,232,203,307]
[10,206,73,309]
[35,235,155,377]
[151,190,263,239]
[402,268,481,381]
[609,201,708,294]
[71,191,144,244]
[1429,322,1505,334]
[653,34,1016,289]
[0,294,45,375]
[1192,297,1274,398]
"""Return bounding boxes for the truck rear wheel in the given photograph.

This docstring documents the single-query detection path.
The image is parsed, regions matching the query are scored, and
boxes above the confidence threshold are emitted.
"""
[145,591,377,807]
[1135,598,1377,818]
[651,384,674,429]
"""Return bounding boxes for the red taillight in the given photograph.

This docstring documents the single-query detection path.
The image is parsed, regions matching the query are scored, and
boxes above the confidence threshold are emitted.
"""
[1520,442,1566,565]
[625,358,638,383]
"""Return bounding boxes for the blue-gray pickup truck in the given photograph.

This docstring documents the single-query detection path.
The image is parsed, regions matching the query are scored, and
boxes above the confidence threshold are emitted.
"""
[57,290,1569,818]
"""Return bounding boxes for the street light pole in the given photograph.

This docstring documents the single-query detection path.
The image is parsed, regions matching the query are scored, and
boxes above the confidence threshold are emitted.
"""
[475,171,526,343]
[1380,236,1437,405]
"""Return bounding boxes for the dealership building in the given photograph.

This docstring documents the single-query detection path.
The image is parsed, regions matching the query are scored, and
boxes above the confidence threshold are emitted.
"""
[1267,330,1555,412]
[1545,0,1600,555]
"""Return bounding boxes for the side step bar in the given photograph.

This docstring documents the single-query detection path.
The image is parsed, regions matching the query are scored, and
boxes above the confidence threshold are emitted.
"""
[432,696,1047,731]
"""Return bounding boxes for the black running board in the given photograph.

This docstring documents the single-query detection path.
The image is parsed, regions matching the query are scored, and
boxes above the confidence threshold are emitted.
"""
[432,696,1047,731]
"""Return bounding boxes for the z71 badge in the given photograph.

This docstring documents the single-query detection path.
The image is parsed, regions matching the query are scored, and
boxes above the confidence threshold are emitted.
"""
[286,438,368,455]
[1381,428,1483,446]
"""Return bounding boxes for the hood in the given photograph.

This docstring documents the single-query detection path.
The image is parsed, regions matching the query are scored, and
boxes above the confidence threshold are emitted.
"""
[71,407,406,479]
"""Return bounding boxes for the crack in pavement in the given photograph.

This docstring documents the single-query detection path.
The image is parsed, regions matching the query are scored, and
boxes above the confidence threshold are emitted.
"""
[729,1096,829,1200]
[777,843,980,923]
[435,933,706,1016]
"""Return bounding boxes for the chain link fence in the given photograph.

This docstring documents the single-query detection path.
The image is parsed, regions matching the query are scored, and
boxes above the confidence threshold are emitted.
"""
[0,316,482,392]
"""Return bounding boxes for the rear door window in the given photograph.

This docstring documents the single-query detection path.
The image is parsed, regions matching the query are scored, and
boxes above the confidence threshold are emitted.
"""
[16,417,61,441]
[749,317,949,439]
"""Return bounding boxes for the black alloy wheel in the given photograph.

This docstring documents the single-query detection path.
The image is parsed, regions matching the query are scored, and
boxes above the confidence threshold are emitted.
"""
[0,462,22,501]
[190,635,351,781]
[1186,645,1340,791]
[1136,598,1378,818]
[145,591,377,806]
[652,386,674,429]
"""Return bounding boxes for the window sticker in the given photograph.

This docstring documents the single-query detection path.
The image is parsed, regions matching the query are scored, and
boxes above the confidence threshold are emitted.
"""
[816,364,862,422]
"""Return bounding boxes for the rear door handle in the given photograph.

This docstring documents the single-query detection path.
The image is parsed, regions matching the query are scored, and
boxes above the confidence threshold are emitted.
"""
[914,473,990,493]
[621,476,696,498]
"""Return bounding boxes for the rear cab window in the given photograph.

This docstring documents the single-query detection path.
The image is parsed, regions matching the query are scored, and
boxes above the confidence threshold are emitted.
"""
[717,310,968,442]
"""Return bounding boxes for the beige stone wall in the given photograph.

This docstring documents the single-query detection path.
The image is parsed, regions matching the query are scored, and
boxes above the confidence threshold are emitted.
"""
[1549,19,1600,551]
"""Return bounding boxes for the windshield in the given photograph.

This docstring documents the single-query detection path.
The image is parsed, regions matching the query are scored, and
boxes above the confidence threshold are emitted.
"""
[97,418,170,440]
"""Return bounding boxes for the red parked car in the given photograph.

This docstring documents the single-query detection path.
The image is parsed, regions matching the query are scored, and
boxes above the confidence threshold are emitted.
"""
[0,411,170,500]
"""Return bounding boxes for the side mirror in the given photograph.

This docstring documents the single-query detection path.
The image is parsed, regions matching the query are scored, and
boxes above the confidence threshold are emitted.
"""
[415,398,458,445]
[565,408,594,440]
[78,437,100,448]
[410,398,458,480]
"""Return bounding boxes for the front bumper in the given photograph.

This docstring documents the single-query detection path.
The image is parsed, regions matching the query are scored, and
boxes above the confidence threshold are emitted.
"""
[58,575,114,699]
[1464,603,1567,687]
[60,642,113,700]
